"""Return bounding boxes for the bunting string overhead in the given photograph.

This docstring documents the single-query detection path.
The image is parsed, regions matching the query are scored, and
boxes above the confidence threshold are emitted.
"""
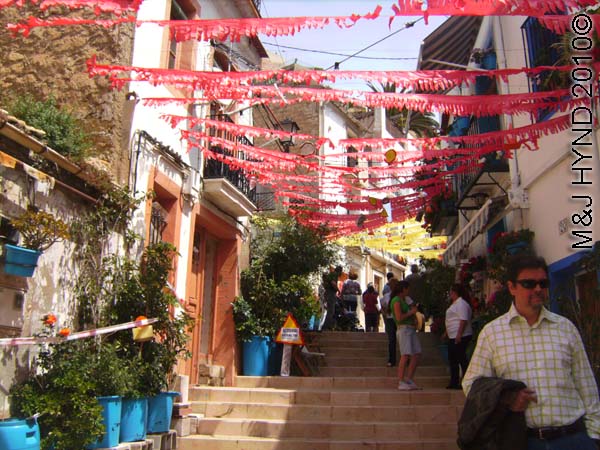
[0,0,142,14]
[87,56,591,93]
[4,0,598,238]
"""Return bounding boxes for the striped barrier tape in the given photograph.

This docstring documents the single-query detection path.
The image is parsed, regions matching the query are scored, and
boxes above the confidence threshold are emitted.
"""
[0,317,158,346]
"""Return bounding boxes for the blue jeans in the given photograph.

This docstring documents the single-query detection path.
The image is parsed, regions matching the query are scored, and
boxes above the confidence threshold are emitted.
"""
[527,431,596,450]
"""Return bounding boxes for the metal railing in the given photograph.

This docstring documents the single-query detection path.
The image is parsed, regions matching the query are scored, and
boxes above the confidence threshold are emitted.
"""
[203,114,256,205]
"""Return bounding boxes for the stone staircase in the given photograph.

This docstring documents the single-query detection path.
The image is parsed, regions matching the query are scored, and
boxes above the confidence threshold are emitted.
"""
[179,331,464,450]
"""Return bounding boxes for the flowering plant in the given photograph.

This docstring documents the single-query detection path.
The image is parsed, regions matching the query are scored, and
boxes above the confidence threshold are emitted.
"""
[459,255,487,284]
[488,229,534,282]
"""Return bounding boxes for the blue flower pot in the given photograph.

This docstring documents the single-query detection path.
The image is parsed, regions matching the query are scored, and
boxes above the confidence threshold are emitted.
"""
[506,241,529,254]
[147,392,179,434]
[3,244,41,277]
[243,336,270,376]
[87,396,122,449]
[0,417,40,450]
[120,397,148,442]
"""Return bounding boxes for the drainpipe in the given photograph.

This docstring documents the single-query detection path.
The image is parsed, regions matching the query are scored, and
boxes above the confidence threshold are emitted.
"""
[493,16,524,230]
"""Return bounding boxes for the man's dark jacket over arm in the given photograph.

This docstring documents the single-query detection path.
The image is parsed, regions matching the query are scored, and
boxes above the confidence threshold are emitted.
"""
[457,377,528,450]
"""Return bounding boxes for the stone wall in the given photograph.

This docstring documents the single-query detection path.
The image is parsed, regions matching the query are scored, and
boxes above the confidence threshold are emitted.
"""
[0,6,135,184]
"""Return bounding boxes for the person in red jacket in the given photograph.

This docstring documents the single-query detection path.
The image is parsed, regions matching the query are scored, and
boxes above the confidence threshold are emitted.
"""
[362,283,380,332]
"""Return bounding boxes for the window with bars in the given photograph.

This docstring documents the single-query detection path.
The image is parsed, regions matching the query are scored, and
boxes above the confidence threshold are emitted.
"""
[149,202,168,245]
[521,16,567,120]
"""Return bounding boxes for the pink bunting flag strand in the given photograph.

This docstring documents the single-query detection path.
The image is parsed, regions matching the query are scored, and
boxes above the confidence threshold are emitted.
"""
[7,15,136,37]
[8,7,383,39]
[388,0,599,24]
[0,0,142,13]
[87,55,589,94]
[207,84,588,117]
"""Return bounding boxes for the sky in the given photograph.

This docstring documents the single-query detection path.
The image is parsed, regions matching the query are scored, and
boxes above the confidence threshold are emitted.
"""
[260,0,447,90]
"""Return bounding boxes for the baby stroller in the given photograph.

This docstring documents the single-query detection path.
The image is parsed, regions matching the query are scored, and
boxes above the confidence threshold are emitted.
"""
[334,297,363,332]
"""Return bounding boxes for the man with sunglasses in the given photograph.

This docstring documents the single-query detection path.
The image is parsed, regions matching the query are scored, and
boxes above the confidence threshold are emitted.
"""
[462,254,600,449]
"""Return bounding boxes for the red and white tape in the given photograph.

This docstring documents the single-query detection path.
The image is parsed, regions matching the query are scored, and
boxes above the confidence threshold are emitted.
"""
[0,318,158,346]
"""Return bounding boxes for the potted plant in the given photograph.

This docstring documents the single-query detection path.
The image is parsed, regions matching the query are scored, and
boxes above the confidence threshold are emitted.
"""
[232,216,334,375]
[3,209,70,276]
[107,242,193,433]
[9,333,105,450]
[488,229,535,282]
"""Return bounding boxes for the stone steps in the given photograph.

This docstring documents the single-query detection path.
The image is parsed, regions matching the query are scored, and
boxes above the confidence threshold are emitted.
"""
[178,435,461,450]
[194,417,458,440]
[179,331,461,450]
[193,401,462,422]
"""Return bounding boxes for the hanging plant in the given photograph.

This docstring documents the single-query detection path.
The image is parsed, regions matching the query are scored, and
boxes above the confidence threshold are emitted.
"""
[487,229,535,282]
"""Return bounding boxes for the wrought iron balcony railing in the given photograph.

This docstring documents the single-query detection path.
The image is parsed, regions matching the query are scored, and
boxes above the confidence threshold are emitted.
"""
[203,114,256,205]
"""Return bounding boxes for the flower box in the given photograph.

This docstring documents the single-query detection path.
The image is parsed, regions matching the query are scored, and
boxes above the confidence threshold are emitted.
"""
[2,244,42,277]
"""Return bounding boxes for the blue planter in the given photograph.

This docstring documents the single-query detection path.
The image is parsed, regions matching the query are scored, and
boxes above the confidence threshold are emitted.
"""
[3,244,41,277]
[243,336,270,376]
[88,396,122,449]
[147,392,179,434]
[0,417,40,450]
[120,398,148,442]
[506,241,529,254]
[481,52,497,69]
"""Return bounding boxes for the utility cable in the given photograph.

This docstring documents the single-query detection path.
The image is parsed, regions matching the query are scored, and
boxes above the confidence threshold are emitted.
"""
[325,17,424,70]
[261,42,418,61]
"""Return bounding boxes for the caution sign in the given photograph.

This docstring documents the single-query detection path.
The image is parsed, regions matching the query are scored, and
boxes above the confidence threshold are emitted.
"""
[274,313,304,345]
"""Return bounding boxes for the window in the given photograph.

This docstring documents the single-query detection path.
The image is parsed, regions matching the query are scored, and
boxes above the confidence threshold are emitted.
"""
[149,201,168,245]
[521,16,566,120]
[167,0,196,71]
[347,146,358,168]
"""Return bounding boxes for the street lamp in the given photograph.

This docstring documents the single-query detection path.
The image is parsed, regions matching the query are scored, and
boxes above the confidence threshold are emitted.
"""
[277,118,299,152]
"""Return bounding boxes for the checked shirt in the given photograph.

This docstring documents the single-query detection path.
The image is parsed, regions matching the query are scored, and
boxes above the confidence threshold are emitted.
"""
[463,304,600,439]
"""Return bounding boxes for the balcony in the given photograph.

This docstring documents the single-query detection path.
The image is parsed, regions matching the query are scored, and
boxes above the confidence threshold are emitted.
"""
[203,129,257,217]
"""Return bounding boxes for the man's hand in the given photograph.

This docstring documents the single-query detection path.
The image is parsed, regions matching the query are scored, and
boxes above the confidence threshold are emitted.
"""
[455,335,462,344]
[509,388,537,412]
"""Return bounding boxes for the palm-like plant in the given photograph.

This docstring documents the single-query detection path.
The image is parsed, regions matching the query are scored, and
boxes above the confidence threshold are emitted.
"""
[367,82,440,138]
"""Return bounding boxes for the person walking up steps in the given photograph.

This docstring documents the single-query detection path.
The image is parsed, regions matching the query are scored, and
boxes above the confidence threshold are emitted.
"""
[362,283,380,332]
[341,271,361,314]
[391,280,422,391]
[380,273,397,367]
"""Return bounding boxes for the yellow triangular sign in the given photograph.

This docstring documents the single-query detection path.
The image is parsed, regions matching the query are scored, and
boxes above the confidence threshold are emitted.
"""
[275,313,304,345]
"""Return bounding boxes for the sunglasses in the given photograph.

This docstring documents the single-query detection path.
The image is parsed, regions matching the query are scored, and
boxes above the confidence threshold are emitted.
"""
[514,279,550,289]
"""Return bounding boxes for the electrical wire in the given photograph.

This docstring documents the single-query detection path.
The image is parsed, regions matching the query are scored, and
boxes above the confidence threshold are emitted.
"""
[326,18,424,70]
[261,42,418,61]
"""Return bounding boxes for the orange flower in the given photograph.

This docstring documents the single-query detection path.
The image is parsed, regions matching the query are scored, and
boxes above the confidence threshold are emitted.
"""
[43,314,57,327]
[58,328,70,337]
[135,315,147,322]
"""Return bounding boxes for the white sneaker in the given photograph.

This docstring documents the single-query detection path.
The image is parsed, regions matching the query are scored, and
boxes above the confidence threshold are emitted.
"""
[398,381,412,391]
[406,380,421,390]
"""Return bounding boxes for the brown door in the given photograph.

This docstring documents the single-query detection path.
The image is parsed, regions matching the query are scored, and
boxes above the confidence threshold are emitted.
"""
[200,237,218,355]
[186,231,203,383]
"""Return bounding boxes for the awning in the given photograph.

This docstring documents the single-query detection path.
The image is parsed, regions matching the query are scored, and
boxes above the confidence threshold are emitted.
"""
[417,16,483,71]
[443,199,492,265]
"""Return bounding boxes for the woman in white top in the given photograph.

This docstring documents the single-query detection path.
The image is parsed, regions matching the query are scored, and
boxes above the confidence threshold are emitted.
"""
[444,283,473,389]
